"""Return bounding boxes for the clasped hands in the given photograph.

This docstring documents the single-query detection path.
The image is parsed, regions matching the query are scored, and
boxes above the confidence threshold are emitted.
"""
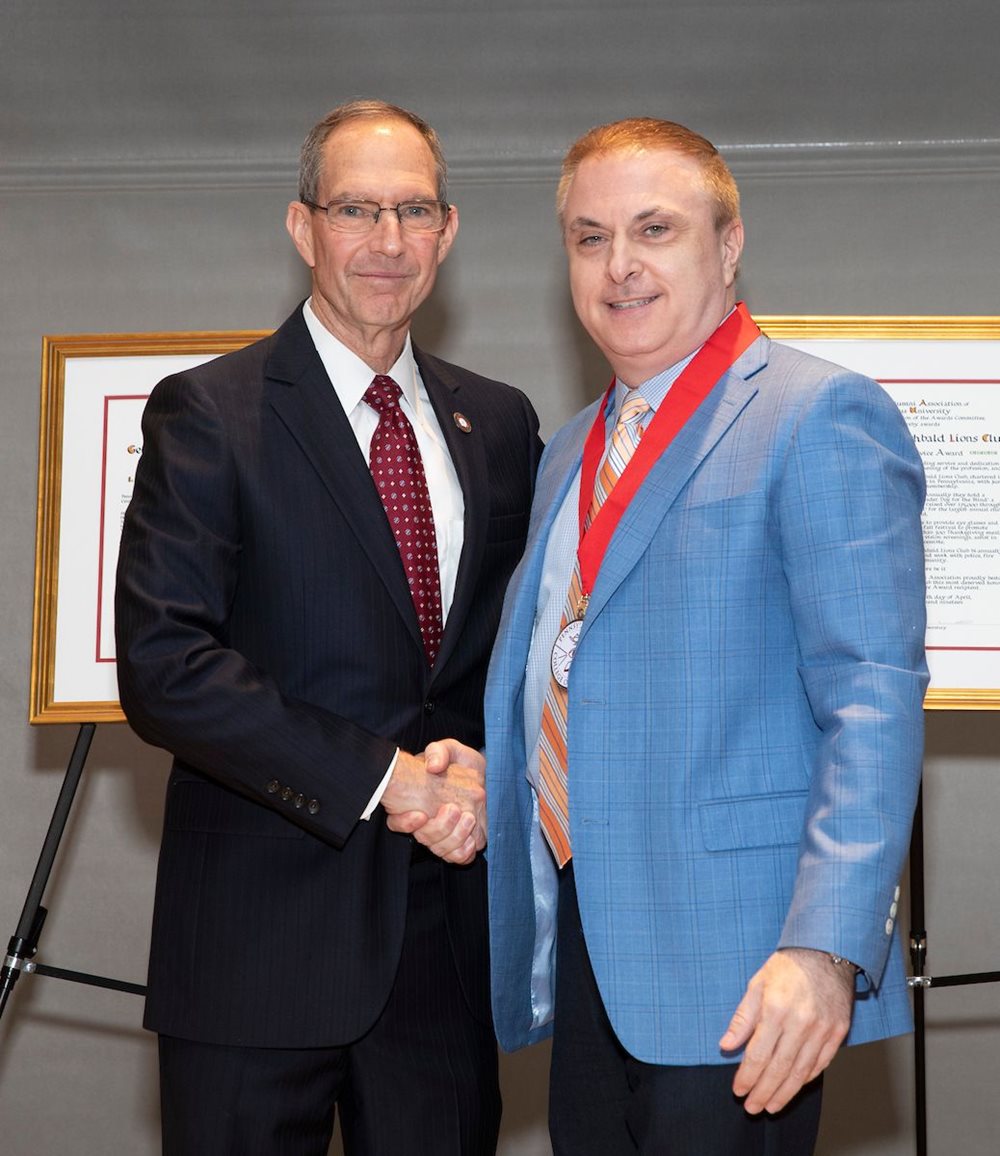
[381,739,486,865]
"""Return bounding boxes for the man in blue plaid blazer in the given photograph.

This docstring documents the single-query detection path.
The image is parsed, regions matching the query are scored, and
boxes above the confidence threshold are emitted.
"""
[479,118,928,1153]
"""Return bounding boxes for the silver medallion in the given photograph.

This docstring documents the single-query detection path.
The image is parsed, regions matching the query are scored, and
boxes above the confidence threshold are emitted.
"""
[551,618,583,689]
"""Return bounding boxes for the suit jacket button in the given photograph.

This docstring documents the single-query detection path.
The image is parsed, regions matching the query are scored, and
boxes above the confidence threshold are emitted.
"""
[423,700,435,714]
[280,786,293,801]
[265,779,280,794]
[293,794,305,809]
[307,799,320,815]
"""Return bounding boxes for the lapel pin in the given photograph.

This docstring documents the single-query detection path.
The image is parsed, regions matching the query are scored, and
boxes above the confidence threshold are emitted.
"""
[453,411,472,434]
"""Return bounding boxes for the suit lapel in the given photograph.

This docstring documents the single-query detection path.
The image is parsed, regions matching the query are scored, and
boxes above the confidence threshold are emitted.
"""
[495,404,596,687]
[415,349,489,674]
[580,337,768,634]
[263,309,425,655]
[531,413,595,553]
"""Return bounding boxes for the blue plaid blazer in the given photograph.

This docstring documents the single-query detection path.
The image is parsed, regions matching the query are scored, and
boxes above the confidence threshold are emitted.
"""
[485,334,928,1065]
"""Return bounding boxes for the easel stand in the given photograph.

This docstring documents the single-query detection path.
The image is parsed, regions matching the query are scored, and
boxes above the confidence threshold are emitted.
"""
[907,785,1000,1156]
[0,723,146,1025]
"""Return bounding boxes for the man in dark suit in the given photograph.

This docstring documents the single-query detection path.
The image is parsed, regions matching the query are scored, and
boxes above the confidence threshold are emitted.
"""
[115,99,541,1156]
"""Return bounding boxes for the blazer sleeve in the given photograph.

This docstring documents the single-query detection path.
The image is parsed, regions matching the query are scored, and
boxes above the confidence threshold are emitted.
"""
[115,368,397,848]
[775,368,928,986]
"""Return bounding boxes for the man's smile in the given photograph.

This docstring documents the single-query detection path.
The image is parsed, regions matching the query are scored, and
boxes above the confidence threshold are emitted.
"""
[608,295,659,310]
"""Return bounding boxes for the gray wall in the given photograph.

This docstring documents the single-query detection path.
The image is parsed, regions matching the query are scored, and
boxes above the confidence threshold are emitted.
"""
[1,2,998,1152]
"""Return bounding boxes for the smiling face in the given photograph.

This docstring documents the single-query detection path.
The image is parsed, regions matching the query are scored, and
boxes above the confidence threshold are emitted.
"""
[286,116,457,372]
[562,146,743,386]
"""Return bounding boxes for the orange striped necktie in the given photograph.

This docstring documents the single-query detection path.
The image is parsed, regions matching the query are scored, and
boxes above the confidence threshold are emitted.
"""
[537,393,649,866]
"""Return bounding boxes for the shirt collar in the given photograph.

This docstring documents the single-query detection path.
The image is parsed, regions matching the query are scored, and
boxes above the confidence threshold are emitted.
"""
[613,347,697,419]
[302,298,418,413]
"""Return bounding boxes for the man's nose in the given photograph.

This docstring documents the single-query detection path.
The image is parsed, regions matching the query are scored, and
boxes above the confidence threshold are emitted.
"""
[370,208,405,252]
[606,236,641,282]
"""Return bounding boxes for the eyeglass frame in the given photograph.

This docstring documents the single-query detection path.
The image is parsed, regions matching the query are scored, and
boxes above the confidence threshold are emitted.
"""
[301,197,452,234]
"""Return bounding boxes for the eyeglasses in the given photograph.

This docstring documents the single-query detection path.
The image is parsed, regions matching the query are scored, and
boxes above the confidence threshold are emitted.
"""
[302,199,450,234]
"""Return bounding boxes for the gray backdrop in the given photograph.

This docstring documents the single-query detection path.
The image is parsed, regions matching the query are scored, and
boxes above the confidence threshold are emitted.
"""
[1,2,998,1153]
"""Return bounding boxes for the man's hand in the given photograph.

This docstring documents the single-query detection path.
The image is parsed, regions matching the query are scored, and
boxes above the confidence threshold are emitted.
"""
[719,947,856,1115]
[382,741,487,865]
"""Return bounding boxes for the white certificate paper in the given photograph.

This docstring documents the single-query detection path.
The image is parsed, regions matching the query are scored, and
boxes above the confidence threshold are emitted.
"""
[763,324,1000,708]
[32,332,267,723]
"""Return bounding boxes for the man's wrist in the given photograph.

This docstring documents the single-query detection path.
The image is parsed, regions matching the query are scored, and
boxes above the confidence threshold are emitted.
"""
[828,953,860,974]
[361,748,399,821]
[779,945,860,976]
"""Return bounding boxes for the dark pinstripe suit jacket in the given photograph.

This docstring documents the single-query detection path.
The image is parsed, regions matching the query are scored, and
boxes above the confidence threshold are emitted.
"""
[115,305,542,1047]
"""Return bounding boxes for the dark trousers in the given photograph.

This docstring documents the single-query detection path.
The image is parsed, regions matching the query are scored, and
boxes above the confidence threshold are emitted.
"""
[549,864,824,1156]
[158,856,500,1155]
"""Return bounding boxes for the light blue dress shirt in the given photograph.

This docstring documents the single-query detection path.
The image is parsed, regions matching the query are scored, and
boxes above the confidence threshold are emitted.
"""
[520,352,696,1028]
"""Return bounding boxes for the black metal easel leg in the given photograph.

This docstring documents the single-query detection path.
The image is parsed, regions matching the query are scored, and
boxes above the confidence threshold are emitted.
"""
[909,785,927,1156]
[1,722,147,1034]
[1,724,96,1021]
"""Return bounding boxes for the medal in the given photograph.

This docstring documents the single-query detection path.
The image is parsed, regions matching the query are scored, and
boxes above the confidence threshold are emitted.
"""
[550,304,761,692]
[551,618,583,688]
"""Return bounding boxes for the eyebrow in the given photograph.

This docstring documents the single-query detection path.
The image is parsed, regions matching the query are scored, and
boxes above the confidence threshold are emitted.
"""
[567,206,674,230]
[322,191,438,203]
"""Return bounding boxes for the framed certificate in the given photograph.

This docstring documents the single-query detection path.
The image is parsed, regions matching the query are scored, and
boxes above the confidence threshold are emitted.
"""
[759,317,1000,710]
[30,331,268,723]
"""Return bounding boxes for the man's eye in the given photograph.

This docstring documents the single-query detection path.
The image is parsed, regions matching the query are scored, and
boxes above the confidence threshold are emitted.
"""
[577,233,605,247]
[334,203,371,219]
[400,203,431,219]
[643,223,668,237]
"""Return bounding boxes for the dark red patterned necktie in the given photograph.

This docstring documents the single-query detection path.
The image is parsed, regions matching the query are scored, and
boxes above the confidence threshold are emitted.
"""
[364,374,443,666]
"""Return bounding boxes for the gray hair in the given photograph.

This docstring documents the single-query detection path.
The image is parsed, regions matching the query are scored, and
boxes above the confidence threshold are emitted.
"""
[297,99,448,204]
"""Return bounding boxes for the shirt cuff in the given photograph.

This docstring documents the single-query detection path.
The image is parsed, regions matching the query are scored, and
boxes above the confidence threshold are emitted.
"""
[360,748,399,820]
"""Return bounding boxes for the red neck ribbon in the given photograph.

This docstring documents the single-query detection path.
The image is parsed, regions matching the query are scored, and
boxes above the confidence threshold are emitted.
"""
[576,301,760,601]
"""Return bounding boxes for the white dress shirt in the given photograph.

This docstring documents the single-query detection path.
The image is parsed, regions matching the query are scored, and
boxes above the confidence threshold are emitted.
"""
[523,353,697,797]
[302,300,465,817]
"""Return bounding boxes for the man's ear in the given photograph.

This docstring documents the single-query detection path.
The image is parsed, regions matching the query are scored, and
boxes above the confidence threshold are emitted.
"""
[286,201,317,269]
[721,218,744,286]
[435,204,459,265]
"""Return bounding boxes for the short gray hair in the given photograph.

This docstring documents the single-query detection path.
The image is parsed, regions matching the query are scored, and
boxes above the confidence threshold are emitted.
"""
[297,99,448,204]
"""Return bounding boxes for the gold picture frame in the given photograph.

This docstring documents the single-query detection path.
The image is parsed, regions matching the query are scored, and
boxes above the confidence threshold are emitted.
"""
[30,331,269,724]
[29,319,1000,718]
[758,316,1000,710]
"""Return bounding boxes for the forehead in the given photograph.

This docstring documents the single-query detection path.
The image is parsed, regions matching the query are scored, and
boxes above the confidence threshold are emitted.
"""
[565,146,713,219]
[319,118,438,195]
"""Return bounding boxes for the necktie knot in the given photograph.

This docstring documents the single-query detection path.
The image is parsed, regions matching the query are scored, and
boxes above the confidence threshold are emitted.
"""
[583,392,650,534]
[617,393,650,432]
[364,374,403,413]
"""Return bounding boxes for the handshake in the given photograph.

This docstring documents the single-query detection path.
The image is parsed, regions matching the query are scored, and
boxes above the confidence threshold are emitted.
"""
[381,739,487,865]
